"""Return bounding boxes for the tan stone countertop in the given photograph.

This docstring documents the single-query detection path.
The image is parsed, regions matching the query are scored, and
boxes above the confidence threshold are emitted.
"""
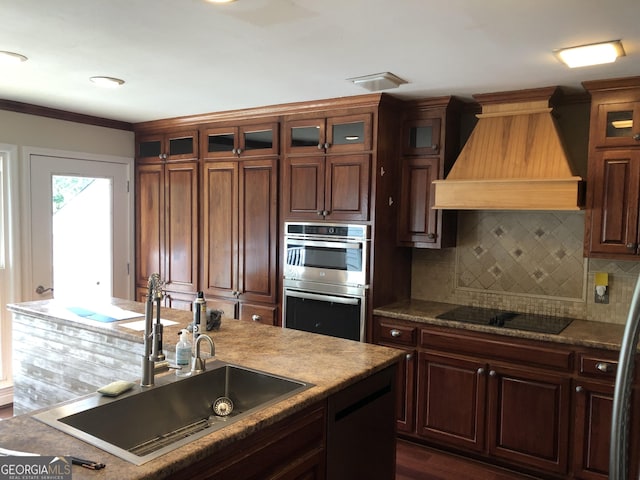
[374,299,627,351]
[3,299,403,479]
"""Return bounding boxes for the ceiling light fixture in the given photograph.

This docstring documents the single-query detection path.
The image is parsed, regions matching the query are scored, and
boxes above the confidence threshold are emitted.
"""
[205,0,237,3]
[347,72,407,92]
[0,51,28,64]
[555,40,625,68]
[90,76,125,88]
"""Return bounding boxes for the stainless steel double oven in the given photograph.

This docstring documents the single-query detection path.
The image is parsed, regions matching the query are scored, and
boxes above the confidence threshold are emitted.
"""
[282,222,369,342]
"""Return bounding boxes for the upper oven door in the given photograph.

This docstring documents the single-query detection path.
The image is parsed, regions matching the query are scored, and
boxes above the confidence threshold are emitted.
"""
[284,237,367,287]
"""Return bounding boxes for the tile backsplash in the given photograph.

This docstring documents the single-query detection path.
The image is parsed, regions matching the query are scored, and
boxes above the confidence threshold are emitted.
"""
[412,211,640,325]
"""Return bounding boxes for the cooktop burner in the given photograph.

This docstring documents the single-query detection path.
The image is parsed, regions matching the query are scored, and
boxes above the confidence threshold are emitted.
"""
[435,306,573,335]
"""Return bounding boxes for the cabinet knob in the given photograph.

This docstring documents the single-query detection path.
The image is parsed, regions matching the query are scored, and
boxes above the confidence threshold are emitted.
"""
[324,142,330,149]
[232,148,237,155]
[627,243,638,251]
[236,148,242,155]
[426,233,436,240]
[489,370,497,377]
[322,210,329,216]
[477,367,485,375]
[251,314,261,322]
[431,144,439,152]
[405,353,413,361]
[317,143,324,150]
[596,362,614,373]
[633,133,640,141]
[390,329,401,337]
[576,385,584,393]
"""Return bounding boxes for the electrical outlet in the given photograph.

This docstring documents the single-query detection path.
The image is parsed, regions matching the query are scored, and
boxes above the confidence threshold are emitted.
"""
[595,285,609,304]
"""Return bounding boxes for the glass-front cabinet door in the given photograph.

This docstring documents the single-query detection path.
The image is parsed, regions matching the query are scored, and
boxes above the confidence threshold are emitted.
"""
[136,130,198,163]
[402,118,442,156]
[595,102,640,147]
[285,113,372,154]
[202,123,278,159]
[326,113,372,153]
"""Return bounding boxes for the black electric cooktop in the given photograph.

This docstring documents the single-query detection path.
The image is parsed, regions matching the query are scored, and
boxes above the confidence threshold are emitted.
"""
[435,306,573,335]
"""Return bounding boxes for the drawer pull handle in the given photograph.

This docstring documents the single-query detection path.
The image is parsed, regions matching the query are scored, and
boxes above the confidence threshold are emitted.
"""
[251,314,261,322]
[596,362,614,373]
[390,329,401,338]
[576,385,584,393]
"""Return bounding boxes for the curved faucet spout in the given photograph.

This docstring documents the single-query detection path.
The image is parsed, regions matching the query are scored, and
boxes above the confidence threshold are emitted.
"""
[191,335,216,374]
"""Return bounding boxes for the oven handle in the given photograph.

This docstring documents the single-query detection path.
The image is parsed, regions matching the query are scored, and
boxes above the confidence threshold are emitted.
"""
[286,239,362,249]
[285,289,360,305]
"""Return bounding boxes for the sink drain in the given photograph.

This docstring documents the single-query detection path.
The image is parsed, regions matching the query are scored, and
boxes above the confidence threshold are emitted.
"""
[212,397,234,417]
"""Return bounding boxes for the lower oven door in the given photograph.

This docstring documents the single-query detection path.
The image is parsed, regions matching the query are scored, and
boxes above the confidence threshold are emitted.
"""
[283,283,366,342]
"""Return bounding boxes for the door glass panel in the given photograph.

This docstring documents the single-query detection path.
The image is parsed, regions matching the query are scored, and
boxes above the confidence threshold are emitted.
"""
[332,121,365,145]
[244,129,273,150]
[290,126,320,147]
[606,110,634,138]
[169,136,194,156]
[410,126,434,149]
[138,140,162,158]
[52,175,112,302]
[207,133,235,153]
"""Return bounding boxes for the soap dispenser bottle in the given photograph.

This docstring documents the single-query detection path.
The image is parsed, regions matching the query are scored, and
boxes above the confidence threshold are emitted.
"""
[175,329,192,377]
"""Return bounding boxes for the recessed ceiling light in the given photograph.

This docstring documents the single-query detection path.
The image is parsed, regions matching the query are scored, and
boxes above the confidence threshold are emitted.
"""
[0,51,28,64]
[555,40,625,68]
[347,72,407,92]
[90,76,125,88]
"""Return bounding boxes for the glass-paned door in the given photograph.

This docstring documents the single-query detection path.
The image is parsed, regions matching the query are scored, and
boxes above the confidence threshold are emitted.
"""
[30,154,131,302]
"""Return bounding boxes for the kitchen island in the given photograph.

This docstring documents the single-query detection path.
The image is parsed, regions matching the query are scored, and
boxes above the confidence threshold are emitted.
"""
[4,299,403,479]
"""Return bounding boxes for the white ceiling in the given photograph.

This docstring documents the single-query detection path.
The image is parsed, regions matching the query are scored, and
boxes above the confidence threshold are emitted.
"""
[2,0,640,124]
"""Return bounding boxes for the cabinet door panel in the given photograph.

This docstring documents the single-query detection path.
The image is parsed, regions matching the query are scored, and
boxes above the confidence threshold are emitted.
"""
[164,162,198,292]
[416,352,486,452]
[588,150,640,256]
[594,102,640,148]
[239,159,277,303]
[325,154,370,221]
[398,157,438,245]
[202,126,236,159]
[285,118,325,154]
[326,113,372,153]
[487,364,569,474]
[136,164,164,286]
[282,156,324,219]
[202,162,238,297]
[239,123,279,157]
[573,380,613,480]
[402,118,442,156]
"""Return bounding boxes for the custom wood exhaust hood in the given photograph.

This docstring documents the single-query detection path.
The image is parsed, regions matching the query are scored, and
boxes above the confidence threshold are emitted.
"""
[433,87,585,210]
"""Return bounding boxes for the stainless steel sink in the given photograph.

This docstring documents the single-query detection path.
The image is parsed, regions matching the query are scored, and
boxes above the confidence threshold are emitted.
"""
[33,362,312,465]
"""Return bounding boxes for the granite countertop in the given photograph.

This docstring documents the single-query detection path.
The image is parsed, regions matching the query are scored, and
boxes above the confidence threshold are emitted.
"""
[3,299,403,480]
[374,299,627,351]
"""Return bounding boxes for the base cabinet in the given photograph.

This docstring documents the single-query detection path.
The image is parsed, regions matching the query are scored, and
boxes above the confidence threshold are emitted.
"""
[374,315,640,480]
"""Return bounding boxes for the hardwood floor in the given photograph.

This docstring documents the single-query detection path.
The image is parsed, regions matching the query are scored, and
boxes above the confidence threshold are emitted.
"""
[0,403,13,420]
[396,439,542,480]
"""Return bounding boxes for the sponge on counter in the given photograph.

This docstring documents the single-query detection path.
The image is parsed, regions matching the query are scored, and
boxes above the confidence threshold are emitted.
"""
[97,380,135,397]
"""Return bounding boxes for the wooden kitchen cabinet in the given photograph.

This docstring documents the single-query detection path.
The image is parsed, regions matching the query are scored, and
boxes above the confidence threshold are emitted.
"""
[201,157,278,313]
[282,112,373,221]
[136,129,198,164]
[397,97,461,248]
[583,77,640,259]
[486,362,570,474]
[201,122,278,160]
[374,317,417,433]
[416,351,486,452]
[572,350,640,480]
[135,160,198,296]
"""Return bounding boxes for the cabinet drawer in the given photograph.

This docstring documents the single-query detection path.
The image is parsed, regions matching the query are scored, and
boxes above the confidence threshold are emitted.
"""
[421,328,572,371]
[377,321,417,347]
[579,353,618,380]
